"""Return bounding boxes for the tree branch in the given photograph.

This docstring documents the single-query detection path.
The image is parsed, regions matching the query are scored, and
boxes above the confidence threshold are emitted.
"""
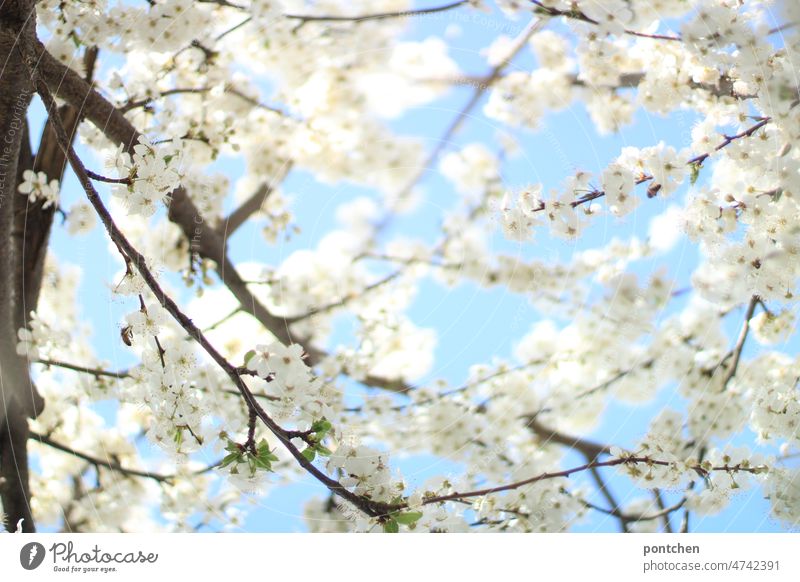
[29,431,174,483]
[529,0,682,41]
[30,66,391,519]
[718,295,759,389]
[221,182,274,235]
[285,0,470,24]
[388,17,546,209]
[34,359,130,379]
[416,456,765,507]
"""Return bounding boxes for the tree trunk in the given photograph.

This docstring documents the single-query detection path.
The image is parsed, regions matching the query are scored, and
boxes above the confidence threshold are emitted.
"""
[1,0,40,532]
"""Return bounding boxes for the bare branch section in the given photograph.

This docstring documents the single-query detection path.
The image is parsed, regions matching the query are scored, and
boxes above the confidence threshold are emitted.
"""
[285,0,470,23]
[719,295,760,389]
[391,17,547,208]
[29,431,173,483]
[220,162,292,236]
[526,418,629,531]
[522,116,773,216]
[529,0,682,41]
[416,456,765,507]
[35,359,129,379]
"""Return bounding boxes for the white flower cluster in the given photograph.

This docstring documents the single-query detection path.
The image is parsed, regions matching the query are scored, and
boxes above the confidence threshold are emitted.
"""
[16,312,69,361]
[765,468,800,528]
[246,342,334,424]
[686,447,769,517]
[18,170,59,208]
[750,311,796,346]
[748,356,800,445]
[111,136,184,217]
[500,143,689,243]
[327,444,400,504]
[65,202,97,235]
[439,144,500,199]
[18,0,800,535]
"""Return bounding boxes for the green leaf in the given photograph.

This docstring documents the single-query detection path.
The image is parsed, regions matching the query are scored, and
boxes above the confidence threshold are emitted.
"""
[310,418,333,436]
[690,162,701,185]
[253,456,272,470]
[243,350,256,365]
[220,452,241,468]
[383,519,399,533]
[314,444,332,457]
[258,448,279,463]
[301,448,316,462]
[393,511,423,525]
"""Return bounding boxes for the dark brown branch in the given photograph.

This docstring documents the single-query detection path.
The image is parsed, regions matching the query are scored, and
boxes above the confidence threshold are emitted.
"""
[529,0,682,41]
[525,117,773,215]
[581,495,685,524]
[85,169,131,184]
[196,0,246,8]
[202,306,241,332]
[525,417,626,531]
[416,457,765,507]
[687,118,771,167]
[524,417,612,460]
[285,0,470,23]
[769,22,797,35]
[588,464,627,532]
[718,295,759,389]
[29,431,173,483]
[221,183,274,235]
[120,86,291,116]
[34,359,130,379]
[653,489,674,533]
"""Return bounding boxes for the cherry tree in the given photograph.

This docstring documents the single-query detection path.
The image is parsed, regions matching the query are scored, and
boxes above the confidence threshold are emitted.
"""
[1,0,799,533]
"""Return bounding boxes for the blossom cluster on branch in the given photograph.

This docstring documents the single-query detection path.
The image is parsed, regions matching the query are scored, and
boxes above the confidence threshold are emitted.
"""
[1,0,800,535]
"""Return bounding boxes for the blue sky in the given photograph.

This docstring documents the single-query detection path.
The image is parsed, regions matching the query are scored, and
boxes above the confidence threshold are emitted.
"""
[31,2,796,532]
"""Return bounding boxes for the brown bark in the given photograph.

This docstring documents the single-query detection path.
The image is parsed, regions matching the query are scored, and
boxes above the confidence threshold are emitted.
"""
[1,0,39,532]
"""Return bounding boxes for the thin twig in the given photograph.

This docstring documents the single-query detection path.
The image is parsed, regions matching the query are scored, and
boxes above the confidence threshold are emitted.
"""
[529,0,682,41]
[380,17,546,230]
[416,457,765,507]
[30,431,173,483]
[653,489,674,533]
[718,295,759,389]
[34,359,129,379]
[85,170,131,184]
[285,0,470,23]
